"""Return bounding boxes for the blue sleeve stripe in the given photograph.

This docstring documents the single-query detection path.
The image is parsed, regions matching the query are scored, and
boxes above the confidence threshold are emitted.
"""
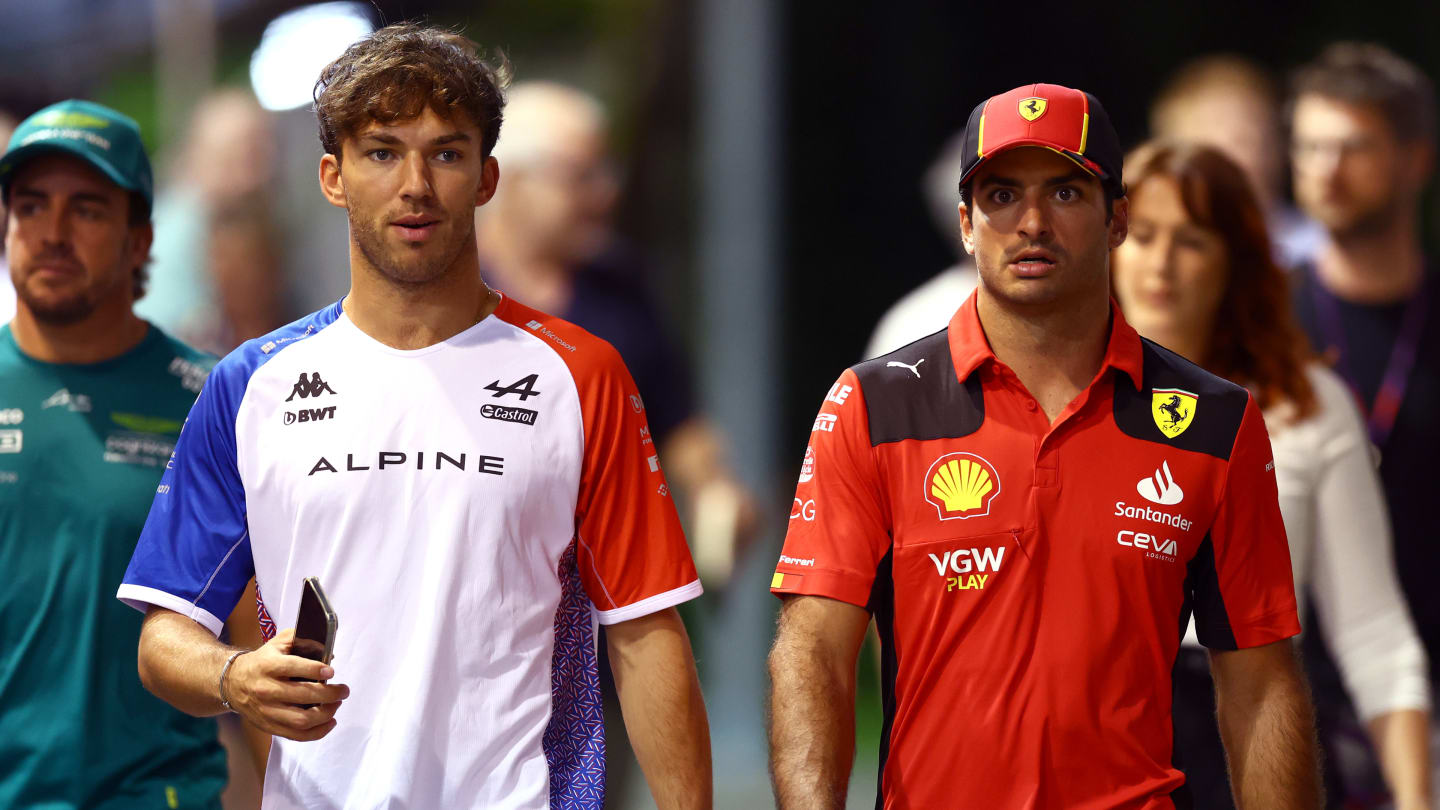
[119,302,344,625]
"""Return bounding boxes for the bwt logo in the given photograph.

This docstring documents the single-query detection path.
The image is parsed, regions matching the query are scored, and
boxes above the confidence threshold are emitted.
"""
[284,406,336,425]
[927,545,1006,591]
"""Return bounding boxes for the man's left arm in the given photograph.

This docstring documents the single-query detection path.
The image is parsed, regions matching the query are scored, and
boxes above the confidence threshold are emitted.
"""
[607,608,712,810]
[1211,640,1321,809]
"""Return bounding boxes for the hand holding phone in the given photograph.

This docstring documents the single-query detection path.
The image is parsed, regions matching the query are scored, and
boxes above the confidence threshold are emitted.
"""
[292,576,338,676]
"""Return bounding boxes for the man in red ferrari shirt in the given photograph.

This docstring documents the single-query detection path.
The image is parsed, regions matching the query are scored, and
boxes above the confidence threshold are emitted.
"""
[767,83,1321,809]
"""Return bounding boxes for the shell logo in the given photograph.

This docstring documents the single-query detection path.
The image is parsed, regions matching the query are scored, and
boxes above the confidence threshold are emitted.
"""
[924,452,1001,520]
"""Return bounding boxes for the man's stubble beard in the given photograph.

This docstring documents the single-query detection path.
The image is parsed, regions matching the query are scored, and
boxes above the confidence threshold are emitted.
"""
[351,212,474,288]
[13,248,133,326]
[1325,191,1409,244]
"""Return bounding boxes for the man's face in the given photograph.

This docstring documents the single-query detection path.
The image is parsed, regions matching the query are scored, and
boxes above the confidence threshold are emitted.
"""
[1159,89,1280,208]
[504,126,618,265]
[4,153,148,324]
[1291,94,1427,238]
[324,107,497,286]
[960,147,1127,310]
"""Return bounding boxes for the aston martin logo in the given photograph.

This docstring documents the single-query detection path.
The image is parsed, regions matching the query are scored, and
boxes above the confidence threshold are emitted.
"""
[1152,389,1198,439]
[1018,97,1047,122]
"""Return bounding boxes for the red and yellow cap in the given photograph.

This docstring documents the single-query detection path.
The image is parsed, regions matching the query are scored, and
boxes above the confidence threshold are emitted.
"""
[958,83,1123,195]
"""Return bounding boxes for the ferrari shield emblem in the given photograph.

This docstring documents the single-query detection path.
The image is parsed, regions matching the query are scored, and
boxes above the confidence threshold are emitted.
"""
[1152,389,1198,439]
[1018,97,1047,122]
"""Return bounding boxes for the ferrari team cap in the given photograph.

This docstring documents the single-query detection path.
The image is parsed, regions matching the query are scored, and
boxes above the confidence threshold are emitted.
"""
[0,99,154,209]
[958,83,1123,195]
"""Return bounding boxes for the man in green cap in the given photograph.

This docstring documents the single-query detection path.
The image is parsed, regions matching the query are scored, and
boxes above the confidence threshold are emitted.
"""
[0,99,253,807]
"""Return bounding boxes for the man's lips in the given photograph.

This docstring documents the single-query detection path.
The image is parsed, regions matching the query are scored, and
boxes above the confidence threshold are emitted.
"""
[1007,248,1058,276]
[390,215,441,242]
[26,262,83,281]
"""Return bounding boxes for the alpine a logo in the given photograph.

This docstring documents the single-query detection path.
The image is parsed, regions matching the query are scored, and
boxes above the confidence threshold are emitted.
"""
[480,404,539,426]
[924,452,1000,520]
[286,372,337,401]
[1138,460,1183,505]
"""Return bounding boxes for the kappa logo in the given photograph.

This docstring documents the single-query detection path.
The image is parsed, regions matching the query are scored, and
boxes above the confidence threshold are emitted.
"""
[1152,388,1198,439]
[1137,460,1184,506]
[1018,97,1048,122]
[924,452,1001,520]
[286,372,336,401]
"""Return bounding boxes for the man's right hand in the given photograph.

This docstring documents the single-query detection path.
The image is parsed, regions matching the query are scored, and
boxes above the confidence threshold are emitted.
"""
[226,628,349,741]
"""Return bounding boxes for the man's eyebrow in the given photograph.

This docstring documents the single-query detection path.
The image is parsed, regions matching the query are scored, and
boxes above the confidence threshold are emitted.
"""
[356,132,473,146]
[10,188,113,206]
[976,175,1020,189]
[1046,171,1092,187]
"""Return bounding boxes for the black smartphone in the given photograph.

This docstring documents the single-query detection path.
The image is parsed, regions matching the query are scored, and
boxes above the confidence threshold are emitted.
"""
[292,576,338,668]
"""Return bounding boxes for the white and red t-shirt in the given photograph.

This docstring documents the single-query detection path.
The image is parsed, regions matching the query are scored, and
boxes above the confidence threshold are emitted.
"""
[119,296,700,809]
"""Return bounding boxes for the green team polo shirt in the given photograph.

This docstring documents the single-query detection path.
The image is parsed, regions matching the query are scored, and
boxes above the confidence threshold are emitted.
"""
[0,323,226,809]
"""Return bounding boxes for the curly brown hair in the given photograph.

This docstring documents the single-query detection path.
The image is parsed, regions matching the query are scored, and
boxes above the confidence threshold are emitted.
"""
[313,23,511,161]
[1122,141,1317,419]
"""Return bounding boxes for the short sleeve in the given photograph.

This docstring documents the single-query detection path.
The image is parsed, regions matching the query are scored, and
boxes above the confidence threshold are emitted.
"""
[573,345,700,625]
[116,356,255,636]
[771,369,891,608]
[1191,395,1302,650]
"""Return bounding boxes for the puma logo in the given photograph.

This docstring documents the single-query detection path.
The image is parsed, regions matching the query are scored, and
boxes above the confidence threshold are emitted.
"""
[887,359,925,378]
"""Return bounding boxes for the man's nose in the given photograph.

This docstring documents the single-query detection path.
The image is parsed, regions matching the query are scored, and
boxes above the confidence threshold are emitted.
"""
[399,155,435,200]
[1016,195,1051,241]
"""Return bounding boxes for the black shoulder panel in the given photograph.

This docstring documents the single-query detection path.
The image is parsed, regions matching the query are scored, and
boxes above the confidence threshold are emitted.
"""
[1112,338,1250,460]
[853,329,984,447]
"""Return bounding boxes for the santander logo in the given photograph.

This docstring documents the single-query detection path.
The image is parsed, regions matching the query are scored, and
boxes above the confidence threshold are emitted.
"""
[1137,461,1183,506]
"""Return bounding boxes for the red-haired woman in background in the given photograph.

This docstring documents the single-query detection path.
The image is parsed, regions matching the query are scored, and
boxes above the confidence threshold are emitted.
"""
[1112,141,1432,810]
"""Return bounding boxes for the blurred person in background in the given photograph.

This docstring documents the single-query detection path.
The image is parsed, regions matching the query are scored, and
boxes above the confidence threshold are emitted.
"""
[1287,42,1440,804]
[477,81,755,586]
[0,109,17,323]
[140,89,283,354]
[0,99,265,808]
[863,129,977,358]
[1149,53,1324,268]
[1112,140,1431,810]
[119,25,711,809]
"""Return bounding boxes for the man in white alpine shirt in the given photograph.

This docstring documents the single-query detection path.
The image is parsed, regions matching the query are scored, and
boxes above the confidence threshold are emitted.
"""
[117,23,712,810]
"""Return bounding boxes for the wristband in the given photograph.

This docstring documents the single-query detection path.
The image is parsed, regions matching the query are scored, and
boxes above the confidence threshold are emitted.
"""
[218,649,247,712]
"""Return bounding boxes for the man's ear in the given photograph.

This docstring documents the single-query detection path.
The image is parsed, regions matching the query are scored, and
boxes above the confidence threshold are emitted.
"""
[958,201,977,256]
[476,156,499,207]
[1107,196,1129,250]
[319,153,346,209]
[127,221,154,275]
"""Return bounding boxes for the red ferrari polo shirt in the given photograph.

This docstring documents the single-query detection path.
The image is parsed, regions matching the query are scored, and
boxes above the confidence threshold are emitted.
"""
[773,292,1300,809]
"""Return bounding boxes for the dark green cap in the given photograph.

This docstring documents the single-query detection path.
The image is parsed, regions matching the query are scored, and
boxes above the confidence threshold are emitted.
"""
[0,99,153,210]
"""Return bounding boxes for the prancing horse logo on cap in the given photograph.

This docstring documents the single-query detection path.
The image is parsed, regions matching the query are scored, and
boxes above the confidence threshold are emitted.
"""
[1018,97,1047,122]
